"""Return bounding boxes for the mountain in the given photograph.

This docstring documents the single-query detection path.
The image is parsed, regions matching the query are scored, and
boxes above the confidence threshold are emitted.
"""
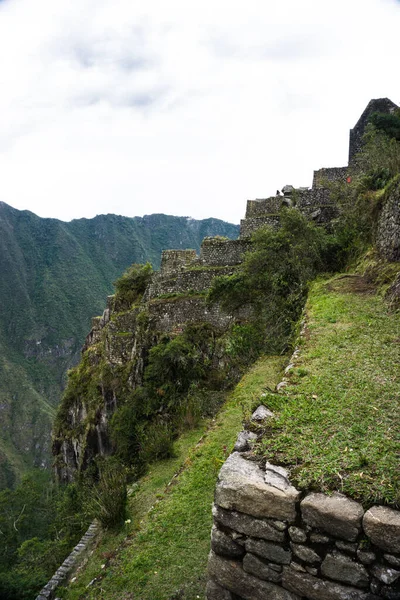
[0,201,239,489]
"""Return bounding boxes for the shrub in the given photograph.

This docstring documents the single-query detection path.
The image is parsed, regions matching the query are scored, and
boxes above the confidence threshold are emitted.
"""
[84,458,127,530]
[113,262,153,310]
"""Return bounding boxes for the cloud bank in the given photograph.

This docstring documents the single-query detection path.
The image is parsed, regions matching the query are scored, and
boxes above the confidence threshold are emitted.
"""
[0,0,399,223]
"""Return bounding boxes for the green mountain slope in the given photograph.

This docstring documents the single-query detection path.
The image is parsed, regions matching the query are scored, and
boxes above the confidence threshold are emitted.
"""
[0,202,239,488]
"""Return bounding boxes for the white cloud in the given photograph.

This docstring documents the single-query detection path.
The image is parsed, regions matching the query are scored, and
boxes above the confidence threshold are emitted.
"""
[0,0,399,223]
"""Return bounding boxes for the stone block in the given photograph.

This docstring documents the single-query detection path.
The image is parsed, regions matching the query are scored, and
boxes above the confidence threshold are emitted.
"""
[290,543,321,564]
[282,567,377,600]
[288,526,307,543]
[363,506,400,553]
[243,552,282,583]
[301,492,364,541]
[370,564,400,585]
[234,430,258,452]
[207,551,300,600]
[211,525,245,558]
[215,453,300,522]
[212,505,286,542]
[357,550,376,565]
[245,538,291,564]
[321,552,369,588]
[251,405,274,422]
[385,555,400,568]
[206,579,235,600]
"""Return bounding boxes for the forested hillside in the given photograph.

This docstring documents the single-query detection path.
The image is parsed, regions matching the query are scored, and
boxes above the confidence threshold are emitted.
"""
[0,202,239,489]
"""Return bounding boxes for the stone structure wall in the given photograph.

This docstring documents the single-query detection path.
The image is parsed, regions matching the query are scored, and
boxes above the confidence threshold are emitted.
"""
[376,178,400,262]
[199,238,252,266]
[35,522,98,600]
[145,266,236,300]
[312,167,349,188]
[160,249,198,274]
[207,436,400,599]
[240,216,281,238]
[349,98,398,164]
[245,197,283,218]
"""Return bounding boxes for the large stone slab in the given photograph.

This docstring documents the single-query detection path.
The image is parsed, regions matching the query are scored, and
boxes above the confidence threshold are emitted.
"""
[245,538,291,564]
[321,553,369,588]
[212,504,286,542]
[301,492,364,541]
[363,506,400,553]
[215,453,300,522]
[282,567,377,600]
[243,552,282,583]
[208,551,300,600]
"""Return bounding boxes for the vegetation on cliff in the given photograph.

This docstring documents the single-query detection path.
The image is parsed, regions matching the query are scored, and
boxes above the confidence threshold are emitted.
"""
[0,203,239,490]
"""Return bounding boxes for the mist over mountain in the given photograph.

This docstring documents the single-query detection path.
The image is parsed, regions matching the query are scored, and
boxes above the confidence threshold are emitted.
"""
[0,201,239,489]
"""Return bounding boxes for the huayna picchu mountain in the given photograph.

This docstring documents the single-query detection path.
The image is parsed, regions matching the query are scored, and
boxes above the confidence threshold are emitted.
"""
[0,202,239,489]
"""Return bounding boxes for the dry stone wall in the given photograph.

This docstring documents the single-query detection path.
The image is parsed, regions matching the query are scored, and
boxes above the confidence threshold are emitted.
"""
[200,238,252,266]
[312,167,349,188]
[207,444,400,599]
[376,178,400,262]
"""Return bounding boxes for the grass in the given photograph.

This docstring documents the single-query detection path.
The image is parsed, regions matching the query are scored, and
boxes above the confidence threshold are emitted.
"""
[57,355,285,600]
[256,274,400,507]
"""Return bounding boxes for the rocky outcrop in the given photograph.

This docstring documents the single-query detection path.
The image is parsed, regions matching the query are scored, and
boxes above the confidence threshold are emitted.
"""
[376,176,400,262]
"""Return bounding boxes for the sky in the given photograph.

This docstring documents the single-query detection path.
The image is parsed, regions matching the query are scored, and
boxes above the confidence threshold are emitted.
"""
[0,0,399,225]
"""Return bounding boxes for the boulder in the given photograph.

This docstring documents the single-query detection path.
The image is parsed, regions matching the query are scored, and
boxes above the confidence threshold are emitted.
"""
[215,453,300,522]
[363,506,400,553]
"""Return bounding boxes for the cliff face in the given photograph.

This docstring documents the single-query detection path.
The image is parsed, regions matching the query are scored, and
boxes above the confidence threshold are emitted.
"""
[0,202,239,489]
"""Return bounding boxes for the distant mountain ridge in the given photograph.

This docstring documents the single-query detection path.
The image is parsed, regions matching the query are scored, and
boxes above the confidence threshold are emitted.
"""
[0,201,239,489]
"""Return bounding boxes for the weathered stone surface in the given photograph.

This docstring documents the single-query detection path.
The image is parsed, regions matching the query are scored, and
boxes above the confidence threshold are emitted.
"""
[282,567,376,600]
[206,579,235,600]
[212,505,286,542]
[321,553,369,588]
[310,532,330,544]
[251,405,274,422]
[370,564,400,585]
[290,543,321,564]
[211,525,245,558]
[215,453,300,522]
[243,552,282,583]
[301,492,364,541]
[288,526,307,543]
[245,538,291,564]
[357,550,376,565]
[265,463,293,491]
[208,551,300,600]
[363,507,400,553]
[234,430,258,452]
[336,540,358,554]
[385,554,400,568]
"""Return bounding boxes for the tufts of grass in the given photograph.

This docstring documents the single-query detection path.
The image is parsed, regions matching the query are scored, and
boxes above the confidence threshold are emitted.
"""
[256,275,400,507]
[57,355,285,600]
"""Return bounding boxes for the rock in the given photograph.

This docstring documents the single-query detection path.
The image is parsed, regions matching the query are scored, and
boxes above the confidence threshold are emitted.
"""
[265,463,292,491]
[288,527,307,543]
[282,567,376,600]
[234,431,258,452]
[211,525,245,558]
[384,554,400,568]
[290,543,321,564]
[370,564,400,585]
[321,553,369,588]
[212,505,286,542]
[357,550,376,565]
[251,405,274,422]
[215,453,300,522]
[206,579,235,600]
[336,540,357,554]
[282,185,295,196]
[290,562,306,572]
[301,492,364,541]
[243,552,282,583]
[306,566,318,576]
[363,506,400,553]
[276,381,288,391]
[208,551,300,600]
[245,538,291,564]
[309,532,330,544]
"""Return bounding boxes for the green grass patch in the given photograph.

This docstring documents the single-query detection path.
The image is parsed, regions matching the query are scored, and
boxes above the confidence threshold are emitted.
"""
[57,355,285,600]
[257,275,400,507]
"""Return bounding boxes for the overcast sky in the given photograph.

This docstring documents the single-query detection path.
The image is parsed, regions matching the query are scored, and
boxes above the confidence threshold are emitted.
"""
[0,0,399,224]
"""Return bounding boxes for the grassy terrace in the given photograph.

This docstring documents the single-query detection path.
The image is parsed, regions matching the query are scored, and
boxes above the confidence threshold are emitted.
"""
[58,356,285,600]
[257,274,400,507]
